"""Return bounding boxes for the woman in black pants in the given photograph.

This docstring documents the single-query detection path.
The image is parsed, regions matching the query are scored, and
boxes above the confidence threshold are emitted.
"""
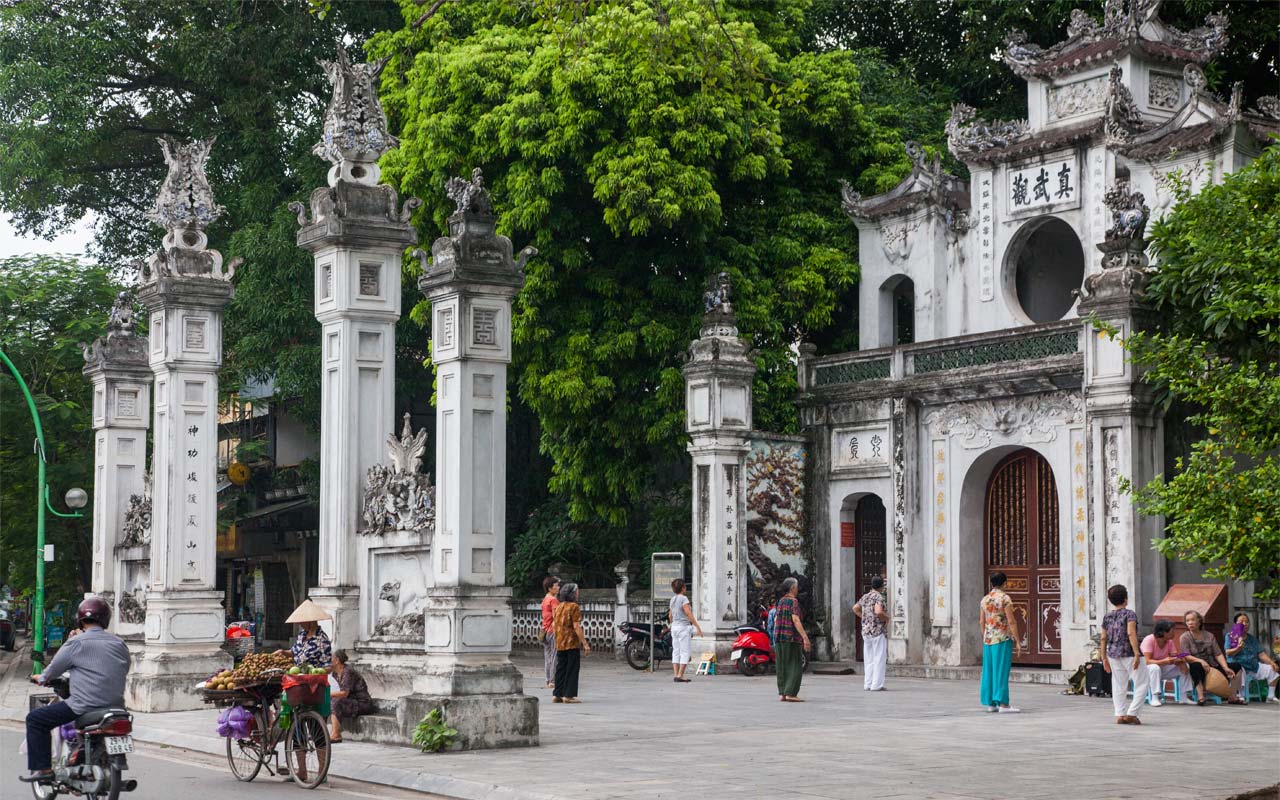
[552,583,590,703]
[1180,610,1243,705]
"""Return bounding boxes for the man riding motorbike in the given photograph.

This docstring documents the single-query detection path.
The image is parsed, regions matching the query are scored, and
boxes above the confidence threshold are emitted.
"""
[21,596,131,785]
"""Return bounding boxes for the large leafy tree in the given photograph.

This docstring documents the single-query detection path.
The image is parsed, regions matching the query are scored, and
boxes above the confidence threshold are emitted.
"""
[0,0,403,425]
[1123,145,1280,598]
[803,0,1279,120]
[371,0,946,532]
[0,256,120,603]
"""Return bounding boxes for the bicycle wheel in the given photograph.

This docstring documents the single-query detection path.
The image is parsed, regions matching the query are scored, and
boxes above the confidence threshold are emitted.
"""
[225,706,267,782]
[284,710,330,789]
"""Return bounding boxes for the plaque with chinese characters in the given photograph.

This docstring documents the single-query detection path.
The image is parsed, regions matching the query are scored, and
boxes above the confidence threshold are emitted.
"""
[359,262,381,296]
[1006,157,1078,216]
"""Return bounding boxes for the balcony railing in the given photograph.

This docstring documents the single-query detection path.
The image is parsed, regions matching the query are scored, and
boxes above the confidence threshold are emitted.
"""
[806,321,1082,389]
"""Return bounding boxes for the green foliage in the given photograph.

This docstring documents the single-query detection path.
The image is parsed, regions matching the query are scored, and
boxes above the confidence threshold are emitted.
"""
[0,0,403,428]
[802,1,1278,121]
[372,0,945,530]
[0,256,122,601]
[1121,145,1280,598]
[411,708,457,753]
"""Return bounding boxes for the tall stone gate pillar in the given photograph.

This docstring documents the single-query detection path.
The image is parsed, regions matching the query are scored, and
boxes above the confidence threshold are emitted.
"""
[82,292,152,635]
[411,168,538,749]
[291,48,419,648]
[127,137,237,711]
[1077,180,1165,626]
[684,274,755,662]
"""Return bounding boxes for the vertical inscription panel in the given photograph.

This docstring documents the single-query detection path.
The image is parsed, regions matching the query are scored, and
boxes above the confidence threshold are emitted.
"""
[471,410,494,536]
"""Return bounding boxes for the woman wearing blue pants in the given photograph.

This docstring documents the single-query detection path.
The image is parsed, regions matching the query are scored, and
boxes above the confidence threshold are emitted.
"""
[979,572,1023,713]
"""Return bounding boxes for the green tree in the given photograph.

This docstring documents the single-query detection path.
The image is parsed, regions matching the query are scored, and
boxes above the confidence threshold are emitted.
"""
[802,1,1279,120]
[372,0,945,535]
[0,256,121,602]
[0,0,403,426]
[1122,145,1280,598]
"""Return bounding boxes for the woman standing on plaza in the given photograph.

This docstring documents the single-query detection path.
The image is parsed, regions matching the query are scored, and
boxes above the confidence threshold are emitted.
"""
[552,582,590,703]
[668,578,703,683]
[540,576,560,689]
[1100,584,1147,724]
[979,572,1022,713]
[774,577,810,702]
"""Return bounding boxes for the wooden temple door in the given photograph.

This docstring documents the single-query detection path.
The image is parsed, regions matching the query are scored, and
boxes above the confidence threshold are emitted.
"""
[853,495,887,662]
[984,450,1061,666]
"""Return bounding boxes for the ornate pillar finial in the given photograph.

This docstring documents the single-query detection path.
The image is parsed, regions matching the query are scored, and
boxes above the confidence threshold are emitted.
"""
[1080,180,1151,303]
[314,45,397,187]
[140,137,238,282]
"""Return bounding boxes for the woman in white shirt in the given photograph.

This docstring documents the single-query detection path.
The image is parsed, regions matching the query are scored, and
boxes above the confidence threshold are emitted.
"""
[668,578,703,683]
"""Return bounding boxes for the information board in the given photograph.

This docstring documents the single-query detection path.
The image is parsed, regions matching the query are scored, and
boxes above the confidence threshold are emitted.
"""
[649,552,686,674]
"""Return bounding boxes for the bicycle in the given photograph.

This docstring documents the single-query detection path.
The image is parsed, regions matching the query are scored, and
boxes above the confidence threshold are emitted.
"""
[215,678,331,789]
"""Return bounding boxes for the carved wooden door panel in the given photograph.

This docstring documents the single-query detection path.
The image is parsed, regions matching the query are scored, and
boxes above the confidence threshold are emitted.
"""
[984,450,1061,666]
[854,495,887,662]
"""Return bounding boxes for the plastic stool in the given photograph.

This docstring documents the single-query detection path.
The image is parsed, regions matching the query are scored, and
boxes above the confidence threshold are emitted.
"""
[1189,687,1223,705]
[1246,678,1270,703]
[694,653,716,676]
[1147,676,1182,705]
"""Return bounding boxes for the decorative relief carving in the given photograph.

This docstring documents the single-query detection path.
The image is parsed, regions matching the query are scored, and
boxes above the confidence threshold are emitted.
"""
[946,103,1030,158]
[118,590,147,625]
[472,308,498,347]
[1103,65,1149,145]
[1048,76,1106,120]
[891,400,907,638]
[438,307,454,349]
[880,221,918,263]
[120,472,153,548]
[359,262,381,296]
[1147,73,1181,110]
[373,578,425,638]
[361,414,436,537]
[931,438,948,622]
[923,393,1084,449]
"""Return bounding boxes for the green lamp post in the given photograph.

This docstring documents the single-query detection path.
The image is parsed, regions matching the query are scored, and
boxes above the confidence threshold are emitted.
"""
[0,347,87,673]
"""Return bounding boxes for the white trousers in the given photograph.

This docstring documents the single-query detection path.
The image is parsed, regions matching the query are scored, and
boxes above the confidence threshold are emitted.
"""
[1240,662,1278,703]
[863,634,887,690]
[671,625,693,665]
[1146,662,1189,701]
[1110,656,1149,717]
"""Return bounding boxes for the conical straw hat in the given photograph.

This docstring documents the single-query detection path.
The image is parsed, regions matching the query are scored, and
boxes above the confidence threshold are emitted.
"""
[284,599,332,624]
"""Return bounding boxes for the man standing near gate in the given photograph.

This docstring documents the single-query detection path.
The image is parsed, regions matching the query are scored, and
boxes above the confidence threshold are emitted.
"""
[854,576,890,691]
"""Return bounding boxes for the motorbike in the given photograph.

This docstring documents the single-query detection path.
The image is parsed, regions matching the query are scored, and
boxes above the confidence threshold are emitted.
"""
[731,622,810,676]
[618,620,672,671]
[30,677,137,800]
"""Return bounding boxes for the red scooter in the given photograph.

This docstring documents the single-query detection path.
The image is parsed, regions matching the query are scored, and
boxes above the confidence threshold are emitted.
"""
[730,617,810,676]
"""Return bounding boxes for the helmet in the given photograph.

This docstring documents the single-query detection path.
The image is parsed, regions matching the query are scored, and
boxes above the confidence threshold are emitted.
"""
[77,597,112,630]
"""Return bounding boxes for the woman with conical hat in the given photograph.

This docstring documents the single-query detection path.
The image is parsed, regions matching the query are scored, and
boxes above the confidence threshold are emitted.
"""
[275,599,333,784]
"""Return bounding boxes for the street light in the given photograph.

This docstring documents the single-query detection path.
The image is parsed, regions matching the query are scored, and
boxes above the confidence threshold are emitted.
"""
[0,347,87,674]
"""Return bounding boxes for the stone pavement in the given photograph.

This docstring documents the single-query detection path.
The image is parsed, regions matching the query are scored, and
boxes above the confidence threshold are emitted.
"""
[3,650,1277,800]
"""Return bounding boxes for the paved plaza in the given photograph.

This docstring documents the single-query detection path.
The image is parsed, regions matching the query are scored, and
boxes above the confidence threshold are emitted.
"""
[3,649,1276,800]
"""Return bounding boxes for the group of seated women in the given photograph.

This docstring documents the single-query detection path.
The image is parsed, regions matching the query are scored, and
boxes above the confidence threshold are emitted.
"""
[1140,610,1279,706]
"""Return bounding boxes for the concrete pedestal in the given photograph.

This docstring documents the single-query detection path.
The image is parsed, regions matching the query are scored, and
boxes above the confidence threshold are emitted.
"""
[125,589,228,711]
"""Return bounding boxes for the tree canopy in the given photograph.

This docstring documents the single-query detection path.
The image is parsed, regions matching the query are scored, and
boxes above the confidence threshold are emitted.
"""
[372,0,946,534]
[1124,144,1280,598]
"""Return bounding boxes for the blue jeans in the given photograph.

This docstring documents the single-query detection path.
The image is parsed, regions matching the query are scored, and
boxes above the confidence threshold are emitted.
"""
[980,640,1013,707]
[26,700,78,771]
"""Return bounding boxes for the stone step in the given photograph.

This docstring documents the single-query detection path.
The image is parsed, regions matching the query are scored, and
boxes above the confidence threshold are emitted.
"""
[340,710,405,746]
[808,661,1070,685]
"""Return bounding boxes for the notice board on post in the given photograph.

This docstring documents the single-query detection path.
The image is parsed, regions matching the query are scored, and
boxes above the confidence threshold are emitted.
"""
[649,552,686,674]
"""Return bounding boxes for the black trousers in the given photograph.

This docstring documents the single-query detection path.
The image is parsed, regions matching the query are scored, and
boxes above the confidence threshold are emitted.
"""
[554,647,581,698]
[27,700,78,771]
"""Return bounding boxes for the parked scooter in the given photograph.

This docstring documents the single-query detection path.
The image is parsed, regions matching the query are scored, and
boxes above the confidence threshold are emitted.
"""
[30,677,137,800]
[618,620,672,671]
[731,622,810,676]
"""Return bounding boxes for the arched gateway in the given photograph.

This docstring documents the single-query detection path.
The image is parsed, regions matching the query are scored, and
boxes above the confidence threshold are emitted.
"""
[984,449,1061,666]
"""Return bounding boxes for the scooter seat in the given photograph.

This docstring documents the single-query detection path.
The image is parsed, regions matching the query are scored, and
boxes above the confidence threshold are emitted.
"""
[76,708,128,728]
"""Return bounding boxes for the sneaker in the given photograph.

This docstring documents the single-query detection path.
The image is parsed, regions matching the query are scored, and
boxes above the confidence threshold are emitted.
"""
[1150,698,1163,707]
[997,706,1021,714]
[986,705,1000,713]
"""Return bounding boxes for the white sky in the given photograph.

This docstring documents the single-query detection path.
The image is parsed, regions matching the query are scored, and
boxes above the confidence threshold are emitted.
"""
[0,214,96,260]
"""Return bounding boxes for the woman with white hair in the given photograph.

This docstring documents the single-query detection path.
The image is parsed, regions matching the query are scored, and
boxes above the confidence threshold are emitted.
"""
[552,583,590,703]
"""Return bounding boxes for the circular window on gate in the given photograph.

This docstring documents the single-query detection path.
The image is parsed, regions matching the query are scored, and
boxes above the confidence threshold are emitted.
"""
[1005,216,1085,323]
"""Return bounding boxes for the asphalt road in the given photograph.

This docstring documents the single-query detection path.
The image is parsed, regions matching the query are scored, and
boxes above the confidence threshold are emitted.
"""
[0,726,443,800]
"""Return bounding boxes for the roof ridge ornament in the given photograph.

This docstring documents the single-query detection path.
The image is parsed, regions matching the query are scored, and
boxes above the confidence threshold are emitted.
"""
[946,103,1030,159]
[314,44,398,187]
[1104,66,1150,145]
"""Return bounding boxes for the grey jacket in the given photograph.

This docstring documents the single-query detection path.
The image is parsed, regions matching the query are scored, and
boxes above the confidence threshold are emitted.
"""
[40,627,131,713]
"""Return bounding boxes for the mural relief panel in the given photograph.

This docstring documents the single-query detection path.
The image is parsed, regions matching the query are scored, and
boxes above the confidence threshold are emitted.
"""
[744,438,812,619]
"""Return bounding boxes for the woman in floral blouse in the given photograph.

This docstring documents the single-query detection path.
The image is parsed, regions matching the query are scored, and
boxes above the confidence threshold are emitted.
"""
[552,583,590,703]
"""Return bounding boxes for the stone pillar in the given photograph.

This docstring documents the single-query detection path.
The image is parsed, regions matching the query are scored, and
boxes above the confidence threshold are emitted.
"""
[684,273,755,662]
[291,47,419,648]
[127,137,237,711]
[408,168,537,749]
[82,293,153,639]
[1077,180,1165,627]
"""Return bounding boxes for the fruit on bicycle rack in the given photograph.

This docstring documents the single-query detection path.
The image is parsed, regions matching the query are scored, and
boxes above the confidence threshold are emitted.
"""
[205,651,295,688]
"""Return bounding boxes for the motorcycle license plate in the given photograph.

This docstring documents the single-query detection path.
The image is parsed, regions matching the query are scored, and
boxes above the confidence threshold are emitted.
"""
[105,736,133,755]
[731,649,742,661]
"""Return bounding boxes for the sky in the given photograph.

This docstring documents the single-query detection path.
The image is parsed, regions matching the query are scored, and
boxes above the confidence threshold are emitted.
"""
[0,214,96,260]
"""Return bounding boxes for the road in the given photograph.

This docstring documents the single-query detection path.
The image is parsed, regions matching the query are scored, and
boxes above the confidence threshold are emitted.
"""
[0,726,444,800]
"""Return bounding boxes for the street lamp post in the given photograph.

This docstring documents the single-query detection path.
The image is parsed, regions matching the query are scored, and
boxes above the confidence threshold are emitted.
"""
[0,347,86,673]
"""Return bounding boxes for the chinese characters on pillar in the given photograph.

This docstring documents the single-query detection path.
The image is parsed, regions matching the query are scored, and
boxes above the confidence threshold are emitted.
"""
[1088,149,1107,270]
[1069,429,1088,623]
[184,422,201,579]
[931,440,949,624]
[1006,157,1077,215]
[977,174,995,301]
